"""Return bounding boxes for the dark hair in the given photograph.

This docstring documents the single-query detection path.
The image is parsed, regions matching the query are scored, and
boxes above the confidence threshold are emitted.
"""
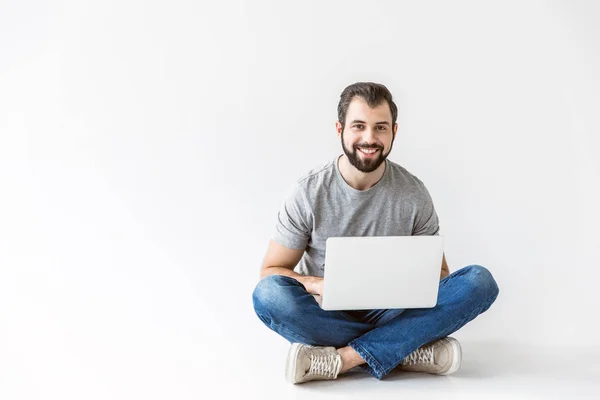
[337,82,398,128]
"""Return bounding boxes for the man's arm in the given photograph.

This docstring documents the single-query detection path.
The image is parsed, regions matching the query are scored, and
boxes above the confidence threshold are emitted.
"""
[260,239,324,296]
[441,252,450,280]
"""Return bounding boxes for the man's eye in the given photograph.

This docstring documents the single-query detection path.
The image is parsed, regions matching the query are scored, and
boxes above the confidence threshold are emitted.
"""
[376,125,387,131]
[353,124,364,130]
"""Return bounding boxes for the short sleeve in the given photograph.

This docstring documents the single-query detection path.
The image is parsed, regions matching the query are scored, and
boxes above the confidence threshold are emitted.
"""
[272,183,312,249]
[412,182,440,236]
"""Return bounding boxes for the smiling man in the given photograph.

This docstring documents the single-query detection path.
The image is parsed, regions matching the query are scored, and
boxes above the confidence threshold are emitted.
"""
[252,82,499,384]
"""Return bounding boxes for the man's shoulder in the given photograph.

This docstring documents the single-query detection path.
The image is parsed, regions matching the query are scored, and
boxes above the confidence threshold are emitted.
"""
[280,158,336,204]
[386,159,427,188]
[295,157,337,187]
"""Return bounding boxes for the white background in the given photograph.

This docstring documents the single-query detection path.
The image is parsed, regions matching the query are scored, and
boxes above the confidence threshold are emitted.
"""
[1,1,599,399]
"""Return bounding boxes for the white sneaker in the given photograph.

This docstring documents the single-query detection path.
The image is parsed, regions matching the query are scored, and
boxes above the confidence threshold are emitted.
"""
[398,337,462,375]
[285,343,342,384]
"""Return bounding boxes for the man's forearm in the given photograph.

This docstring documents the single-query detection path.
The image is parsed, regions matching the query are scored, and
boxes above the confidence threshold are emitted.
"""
[260,266,319,294]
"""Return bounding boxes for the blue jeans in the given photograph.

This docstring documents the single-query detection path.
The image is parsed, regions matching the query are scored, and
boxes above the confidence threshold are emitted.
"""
[252,264,499,380]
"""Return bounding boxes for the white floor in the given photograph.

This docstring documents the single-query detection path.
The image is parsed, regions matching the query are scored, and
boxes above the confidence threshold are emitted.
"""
[235,339,600,400]
[2,273,599,400]
[2,314,599,399]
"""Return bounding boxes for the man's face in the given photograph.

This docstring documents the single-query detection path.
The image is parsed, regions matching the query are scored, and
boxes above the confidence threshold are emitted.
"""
[337,97,397,173]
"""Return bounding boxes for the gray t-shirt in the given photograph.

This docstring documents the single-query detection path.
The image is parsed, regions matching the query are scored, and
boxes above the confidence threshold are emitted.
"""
[272,154,440,277]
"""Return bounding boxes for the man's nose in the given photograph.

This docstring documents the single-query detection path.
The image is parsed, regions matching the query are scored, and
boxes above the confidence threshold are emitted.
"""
[361,127,376,144]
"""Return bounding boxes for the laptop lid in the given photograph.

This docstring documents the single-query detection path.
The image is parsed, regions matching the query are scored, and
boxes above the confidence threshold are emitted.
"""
[321,236,444,311]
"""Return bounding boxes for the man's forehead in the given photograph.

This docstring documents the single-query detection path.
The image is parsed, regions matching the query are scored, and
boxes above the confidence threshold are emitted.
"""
[346,97,392,122]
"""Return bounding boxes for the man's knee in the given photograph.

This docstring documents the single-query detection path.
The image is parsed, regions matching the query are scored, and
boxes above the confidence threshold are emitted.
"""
[252,275,302,319]
[463,264,499,304]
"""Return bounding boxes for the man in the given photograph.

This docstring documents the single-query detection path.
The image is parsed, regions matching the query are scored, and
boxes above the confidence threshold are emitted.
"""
[252,82,499,384]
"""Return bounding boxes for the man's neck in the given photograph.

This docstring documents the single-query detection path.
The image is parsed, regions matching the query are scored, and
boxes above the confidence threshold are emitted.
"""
[337,154,387,191]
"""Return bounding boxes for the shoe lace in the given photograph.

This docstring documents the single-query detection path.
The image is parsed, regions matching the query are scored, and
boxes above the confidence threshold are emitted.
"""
[308,353,341,379]
[402,345,435,366]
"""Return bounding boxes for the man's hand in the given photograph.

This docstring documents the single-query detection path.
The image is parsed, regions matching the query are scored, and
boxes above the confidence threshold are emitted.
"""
[440,253,450,280]
[304,276,324,306]
[303,276,324,297]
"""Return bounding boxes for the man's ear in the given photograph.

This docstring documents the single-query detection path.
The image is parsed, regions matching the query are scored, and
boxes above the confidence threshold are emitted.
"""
[335,121,343,137]
[393,123,398,139]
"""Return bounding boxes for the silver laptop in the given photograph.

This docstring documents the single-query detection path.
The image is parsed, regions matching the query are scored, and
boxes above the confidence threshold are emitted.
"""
[321,236,445,310]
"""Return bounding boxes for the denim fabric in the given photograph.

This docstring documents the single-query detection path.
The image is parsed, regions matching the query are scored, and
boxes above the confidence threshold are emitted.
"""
[252,264,499,380]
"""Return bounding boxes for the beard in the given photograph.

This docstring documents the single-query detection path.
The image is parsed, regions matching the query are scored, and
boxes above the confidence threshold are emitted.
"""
[341,131,393,173]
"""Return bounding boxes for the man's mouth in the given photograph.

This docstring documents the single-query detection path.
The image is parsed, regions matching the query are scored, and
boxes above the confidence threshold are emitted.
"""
[358,147,380,157]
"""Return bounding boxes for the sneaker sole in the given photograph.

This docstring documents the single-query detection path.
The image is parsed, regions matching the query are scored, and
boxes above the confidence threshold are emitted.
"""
[439,337,462,375]
[285,343,304,384]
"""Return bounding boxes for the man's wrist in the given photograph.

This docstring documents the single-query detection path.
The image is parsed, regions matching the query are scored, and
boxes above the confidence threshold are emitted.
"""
[297,275,313,292]
[297,275,319,294]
